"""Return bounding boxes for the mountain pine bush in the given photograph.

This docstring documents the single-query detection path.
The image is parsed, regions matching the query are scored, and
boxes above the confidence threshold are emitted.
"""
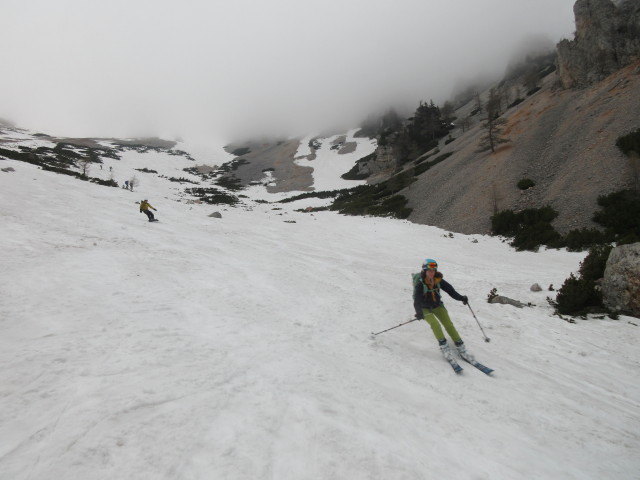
[555,245,613,316]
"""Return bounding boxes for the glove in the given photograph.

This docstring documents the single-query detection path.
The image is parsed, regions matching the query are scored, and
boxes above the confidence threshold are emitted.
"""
[461,296,468,306]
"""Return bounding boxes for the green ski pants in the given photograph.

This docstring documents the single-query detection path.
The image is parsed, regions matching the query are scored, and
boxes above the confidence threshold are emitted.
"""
[422,306,461,343]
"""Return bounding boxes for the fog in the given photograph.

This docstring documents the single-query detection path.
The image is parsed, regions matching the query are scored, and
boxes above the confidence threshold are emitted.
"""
[0,0,576,143]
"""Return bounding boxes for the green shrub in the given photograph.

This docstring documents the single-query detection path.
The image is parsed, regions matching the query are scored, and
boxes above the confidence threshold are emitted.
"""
[593,189,640,244]
[615,128,640,156]
[414,152,453,176]
[554,245,612,315]
[89,177,119,187]
[579,244,613,285]
[508,98,524,108]
[517,178,535,190]
[491,209,520,236]
[414,149,439,165]
[330,171,415,219]
[491,206,560,251]
[563,228,609,251]
[231,147,251,156]
[555,274,593,315]
[279,189,343,203]
[216,176,243,191]
[166,176,199,184]
[186,187,239,205]
[511,222,562,251]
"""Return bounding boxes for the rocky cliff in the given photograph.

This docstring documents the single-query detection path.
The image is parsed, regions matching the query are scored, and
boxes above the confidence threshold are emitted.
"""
[557,0,640,88]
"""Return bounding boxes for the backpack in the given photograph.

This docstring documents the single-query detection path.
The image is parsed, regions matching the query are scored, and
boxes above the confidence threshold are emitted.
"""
[412,272,442,300]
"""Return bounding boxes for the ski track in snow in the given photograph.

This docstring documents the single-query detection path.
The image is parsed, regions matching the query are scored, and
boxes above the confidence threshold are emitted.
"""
[0,133,639,480]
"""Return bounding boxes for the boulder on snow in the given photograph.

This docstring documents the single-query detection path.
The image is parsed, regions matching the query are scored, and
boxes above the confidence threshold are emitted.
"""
[530,283,543,292]
[209,212,222,218]
[489,295,526,308]
[602,242,640,317]
[1,166,15,172]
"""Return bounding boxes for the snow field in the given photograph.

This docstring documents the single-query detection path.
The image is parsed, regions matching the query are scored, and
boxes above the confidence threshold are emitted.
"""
[0,140,639,480]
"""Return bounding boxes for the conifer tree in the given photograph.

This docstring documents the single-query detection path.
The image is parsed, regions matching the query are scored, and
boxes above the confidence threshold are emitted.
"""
[477,116,509,153]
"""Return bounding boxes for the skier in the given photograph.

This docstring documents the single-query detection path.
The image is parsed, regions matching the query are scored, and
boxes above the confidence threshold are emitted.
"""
[139,199,157,222]
[413,258,472,362]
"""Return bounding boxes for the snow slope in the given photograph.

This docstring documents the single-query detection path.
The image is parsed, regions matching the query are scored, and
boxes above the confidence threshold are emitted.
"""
[1,137,639,480]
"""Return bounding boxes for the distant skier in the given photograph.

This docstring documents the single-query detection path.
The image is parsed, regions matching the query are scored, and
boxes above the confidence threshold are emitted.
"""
[124,180,129,189]
[413,258,471,362]
[139,199,157,222]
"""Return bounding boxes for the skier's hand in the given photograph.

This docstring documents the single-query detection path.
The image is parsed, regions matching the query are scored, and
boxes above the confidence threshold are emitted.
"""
[461,295,468,306]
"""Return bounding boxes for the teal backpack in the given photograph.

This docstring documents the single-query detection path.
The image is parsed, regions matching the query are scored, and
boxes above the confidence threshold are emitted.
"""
[412,272,441,299]
[411,272,423,300]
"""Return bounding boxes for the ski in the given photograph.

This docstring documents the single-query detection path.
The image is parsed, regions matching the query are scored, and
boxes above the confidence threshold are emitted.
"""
[460,355,493,375]
[446,357,463,374]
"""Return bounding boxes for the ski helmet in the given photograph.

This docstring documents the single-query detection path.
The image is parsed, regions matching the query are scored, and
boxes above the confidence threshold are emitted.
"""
[422,258,438,270]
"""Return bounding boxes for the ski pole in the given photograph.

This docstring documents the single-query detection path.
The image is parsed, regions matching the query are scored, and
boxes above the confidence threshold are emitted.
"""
[467,302,491,342]
[371,318,419,336]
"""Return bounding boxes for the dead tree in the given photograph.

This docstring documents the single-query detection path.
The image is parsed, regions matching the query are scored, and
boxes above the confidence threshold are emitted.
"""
[477,116,509,154]
[78,157,91,178]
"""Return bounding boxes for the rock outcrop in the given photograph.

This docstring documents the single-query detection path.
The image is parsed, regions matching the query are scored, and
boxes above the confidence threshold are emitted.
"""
[602,242,640,317]
[354,144,398,184]
[556,0,640,88]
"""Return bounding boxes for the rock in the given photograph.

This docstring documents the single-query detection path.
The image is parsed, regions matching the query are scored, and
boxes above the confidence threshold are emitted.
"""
[1,167,15,172]
[602,242,640,317]
[489,295,526,308]
[530,283,543,292]
[556,0,640,88]
[209,212,222,218]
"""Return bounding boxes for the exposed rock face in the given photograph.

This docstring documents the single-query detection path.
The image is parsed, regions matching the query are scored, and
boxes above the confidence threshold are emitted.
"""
[222,139,314,193]
[356,145,397,184]
[602,242,640,317]
[556,0,640,88]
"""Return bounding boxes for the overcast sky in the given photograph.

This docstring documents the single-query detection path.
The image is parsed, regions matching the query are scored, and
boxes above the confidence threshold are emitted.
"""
[0,0,577,143]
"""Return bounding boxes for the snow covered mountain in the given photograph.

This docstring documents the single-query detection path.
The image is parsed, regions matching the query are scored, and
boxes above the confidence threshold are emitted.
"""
[1,125,639,479]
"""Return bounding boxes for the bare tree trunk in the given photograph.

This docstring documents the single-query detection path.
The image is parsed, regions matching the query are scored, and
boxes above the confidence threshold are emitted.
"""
[78,157,91,178]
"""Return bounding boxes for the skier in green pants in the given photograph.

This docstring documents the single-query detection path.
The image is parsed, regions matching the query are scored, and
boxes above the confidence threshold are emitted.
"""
[413,258,473,362]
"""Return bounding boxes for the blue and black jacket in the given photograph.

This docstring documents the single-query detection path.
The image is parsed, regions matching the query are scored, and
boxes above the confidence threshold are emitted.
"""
[413,272,465,317]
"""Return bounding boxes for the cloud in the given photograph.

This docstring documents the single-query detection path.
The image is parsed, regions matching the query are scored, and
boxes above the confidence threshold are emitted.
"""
[0,0,577,142]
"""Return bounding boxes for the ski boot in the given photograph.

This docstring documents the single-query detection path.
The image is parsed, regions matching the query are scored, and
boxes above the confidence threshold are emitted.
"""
[439,339,455,362]
[454,340,475,362]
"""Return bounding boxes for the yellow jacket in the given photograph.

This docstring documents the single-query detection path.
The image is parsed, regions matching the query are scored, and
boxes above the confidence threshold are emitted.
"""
[140,201,155,212]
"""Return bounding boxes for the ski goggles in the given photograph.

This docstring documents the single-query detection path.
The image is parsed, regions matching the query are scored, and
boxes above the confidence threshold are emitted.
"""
[422,262,438,270]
